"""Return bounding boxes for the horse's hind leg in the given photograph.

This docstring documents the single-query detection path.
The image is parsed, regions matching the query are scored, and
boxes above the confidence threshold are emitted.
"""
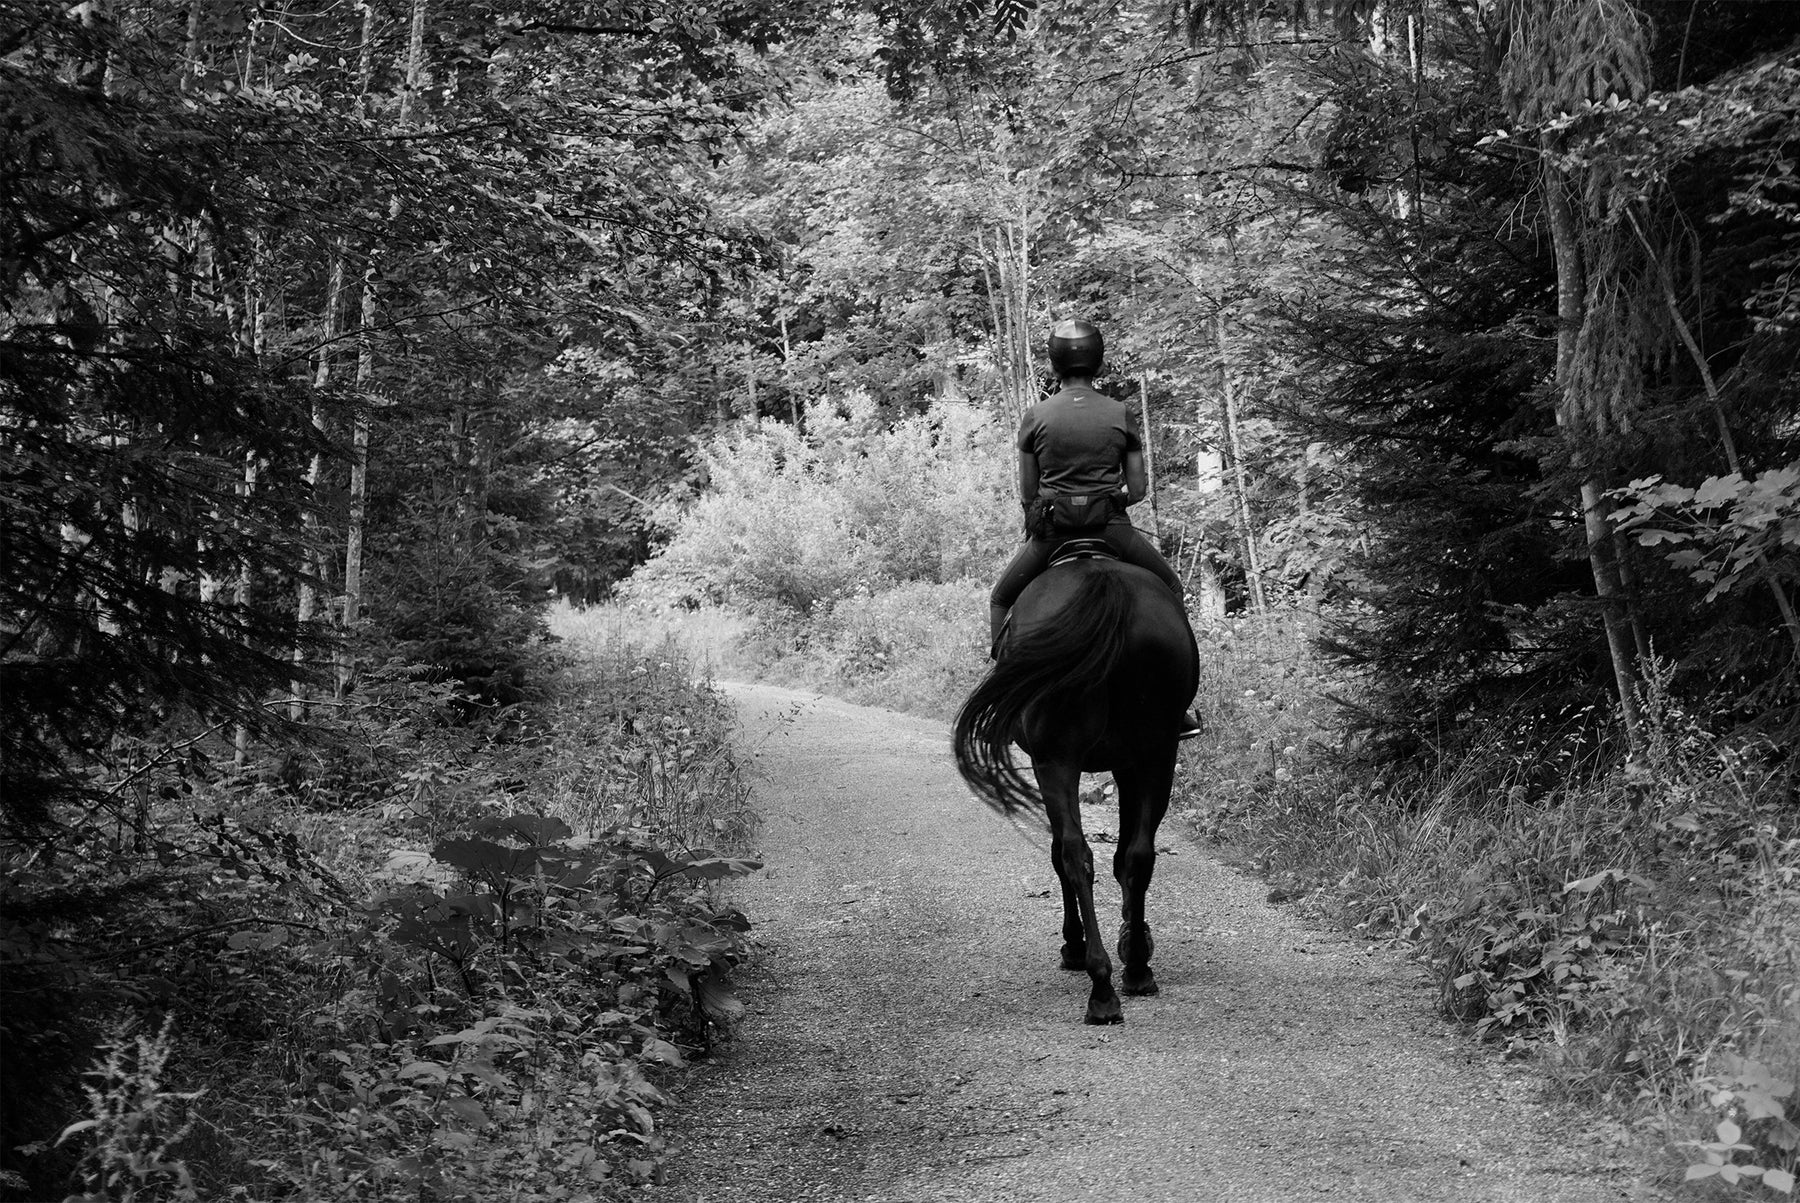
[1047,810,1087,971]
[1036,759,1121,1024]
[1113,748,1176,996]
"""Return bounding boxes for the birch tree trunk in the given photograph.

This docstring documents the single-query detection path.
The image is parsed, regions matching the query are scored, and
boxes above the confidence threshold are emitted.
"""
[233,236,270,763]
[293,247,343,720]
[234,451,259,764]
[1137,372,1160,541]
[981,198,1037,424]
[339,0,427,698]
[336,2,378,698]
[778,274,797,427]
[1194,444,1227,621]
[1215,313,1266,612]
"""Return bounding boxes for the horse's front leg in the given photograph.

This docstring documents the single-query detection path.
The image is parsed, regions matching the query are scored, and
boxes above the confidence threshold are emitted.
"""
[1036,759,1120,1025]
[1112,749,1176,997]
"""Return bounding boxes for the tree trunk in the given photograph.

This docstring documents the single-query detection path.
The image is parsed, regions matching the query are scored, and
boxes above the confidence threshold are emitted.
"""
[338,260,375,700]
[234,450,259,765]
[294,246,343,719]
[1194,443,1227,621]
[233,239,270,764]
[778,282,797,428]
[338,0,388,699]
[1013,194,1031,404]
[181,0,203,92]
[1215,314,1265,612]
[1297,441,1326,616]
[1137,371,1160,541]
[1542,133,1643,745]
[983,213,1036,423]
[339,0,428,699]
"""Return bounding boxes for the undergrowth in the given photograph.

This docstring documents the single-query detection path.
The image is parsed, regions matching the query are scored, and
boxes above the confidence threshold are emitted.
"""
[1185,618,1800,1197]
[5,636,756,1202]
[731,579,992,719]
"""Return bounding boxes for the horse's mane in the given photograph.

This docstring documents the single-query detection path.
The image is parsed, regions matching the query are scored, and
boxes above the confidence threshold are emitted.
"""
[952,567,1132,814]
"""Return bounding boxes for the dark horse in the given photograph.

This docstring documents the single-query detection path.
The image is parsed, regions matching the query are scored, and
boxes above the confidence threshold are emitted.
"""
[953,550,1199,1024]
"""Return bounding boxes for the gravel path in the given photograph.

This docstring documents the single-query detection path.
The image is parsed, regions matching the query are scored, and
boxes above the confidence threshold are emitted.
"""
[649,682,1666,1203]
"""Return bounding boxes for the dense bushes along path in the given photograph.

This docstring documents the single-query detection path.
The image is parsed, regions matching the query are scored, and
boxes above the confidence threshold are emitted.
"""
[649,683,1664,1202]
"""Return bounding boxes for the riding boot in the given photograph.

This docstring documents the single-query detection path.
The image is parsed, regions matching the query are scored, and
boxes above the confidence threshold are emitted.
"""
[1171,595,1203,741]
[988,604,1010,660]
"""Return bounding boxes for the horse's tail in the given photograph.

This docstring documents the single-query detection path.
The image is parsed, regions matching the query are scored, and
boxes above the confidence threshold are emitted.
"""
[953,569,1133,813]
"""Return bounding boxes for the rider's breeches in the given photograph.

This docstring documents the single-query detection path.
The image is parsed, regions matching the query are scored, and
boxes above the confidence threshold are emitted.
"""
[990,521,1185,608]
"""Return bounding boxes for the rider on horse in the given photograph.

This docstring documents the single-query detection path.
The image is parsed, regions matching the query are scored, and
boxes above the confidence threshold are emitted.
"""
[989,318,1202,739]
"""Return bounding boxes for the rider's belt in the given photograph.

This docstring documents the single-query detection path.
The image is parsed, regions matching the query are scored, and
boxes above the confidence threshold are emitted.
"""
[1032,491,1122,538]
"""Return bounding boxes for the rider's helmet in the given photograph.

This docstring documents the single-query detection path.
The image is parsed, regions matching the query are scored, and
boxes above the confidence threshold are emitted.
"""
[1047,319,1104,378]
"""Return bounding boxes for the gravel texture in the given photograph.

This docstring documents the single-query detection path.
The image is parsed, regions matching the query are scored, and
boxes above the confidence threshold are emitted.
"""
[648,682,1668,1203]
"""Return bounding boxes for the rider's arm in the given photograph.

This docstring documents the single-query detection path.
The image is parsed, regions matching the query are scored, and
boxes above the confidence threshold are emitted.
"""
[1123,449,1148,505]
[1018,449,1040,507]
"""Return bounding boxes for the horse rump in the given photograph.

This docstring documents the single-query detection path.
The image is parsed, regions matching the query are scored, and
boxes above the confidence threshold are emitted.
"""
[952,568,1132,813]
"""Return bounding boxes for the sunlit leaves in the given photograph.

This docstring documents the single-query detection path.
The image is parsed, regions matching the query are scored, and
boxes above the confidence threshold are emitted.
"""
[1611,467,1800,603]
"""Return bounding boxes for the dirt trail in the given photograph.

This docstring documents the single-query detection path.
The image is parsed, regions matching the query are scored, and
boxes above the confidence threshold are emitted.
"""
[649,682,1665,1203]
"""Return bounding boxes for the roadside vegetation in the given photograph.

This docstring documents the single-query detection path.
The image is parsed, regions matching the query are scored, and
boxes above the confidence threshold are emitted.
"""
[4,634,755,1202]
[1191,622,1800,1197]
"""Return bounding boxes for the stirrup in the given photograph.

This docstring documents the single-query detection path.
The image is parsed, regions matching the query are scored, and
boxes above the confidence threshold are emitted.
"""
[1176,712,1203,742]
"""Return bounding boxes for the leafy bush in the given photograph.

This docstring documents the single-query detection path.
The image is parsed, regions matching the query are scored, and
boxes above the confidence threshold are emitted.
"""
[8,632,753,1202]
[627,391,1015,618]
[617,391,1019,714]
[785,579,991,717]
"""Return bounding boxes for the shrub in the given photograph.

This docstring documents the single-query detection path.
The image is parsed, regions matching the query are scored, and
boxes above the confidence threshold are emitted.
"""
[798,579,991,717]
[626,392,1015,619]
[16,631,753,1202]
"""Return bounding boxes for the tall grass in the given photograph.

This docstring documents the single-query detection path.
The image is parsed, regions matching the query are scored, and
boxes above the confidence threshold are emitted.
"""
[549,599,750,687]
[540,609,756,851]
[1183,622,1800,1192]
[725,579,991,718]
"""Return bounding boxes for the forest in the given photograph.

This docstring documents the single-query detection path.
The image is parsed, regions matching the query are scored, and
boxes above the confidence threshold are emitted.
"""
[3,0,1798,1197]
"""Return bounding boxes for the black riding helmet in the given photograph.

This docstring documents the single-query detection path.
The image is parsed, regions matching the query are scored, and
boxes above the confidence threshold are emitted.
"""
[1046,319,1104,378]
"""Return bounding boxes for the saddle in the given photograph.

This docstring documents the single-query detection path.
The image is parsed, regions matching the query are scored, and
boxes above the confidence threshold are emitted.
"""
[1047,537,1118,569]
[991,540,1123,660]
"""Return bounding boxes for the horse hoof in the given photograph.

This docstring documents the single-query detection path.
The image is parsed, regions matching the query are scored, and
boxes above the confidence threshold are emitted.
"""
[1059,944,1087,971]
[1084,1005,1124,1025]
